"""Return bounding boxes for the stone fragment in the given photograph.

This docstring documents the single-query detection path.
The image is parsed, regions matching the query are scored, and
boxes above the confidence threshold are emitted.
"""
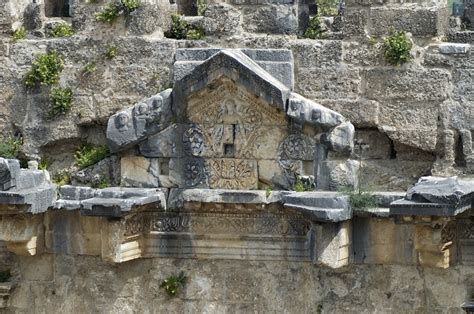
[242,5,299,35]
[311,221,350,268]
[0,159,20,191]
[287,93,345,129]
[323,122,355,154]
[106,89,173,153]
[390,176,474,216]
[120,156,159,188]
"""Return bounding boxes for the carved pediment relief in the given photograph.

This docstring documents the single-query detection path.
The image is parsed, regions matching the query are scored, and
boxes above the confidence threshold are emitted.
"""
[107,48,355,191]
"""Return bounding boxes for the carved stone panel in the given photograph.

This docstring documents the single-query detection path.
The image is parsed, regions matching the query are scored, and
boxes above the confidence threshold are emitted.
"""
[206,159,258,190]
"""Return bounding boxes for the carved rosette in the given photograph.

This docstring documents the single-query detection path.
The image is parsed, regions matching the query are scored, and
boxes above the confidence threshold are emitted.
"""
[280,134,314,160]
[185,158,206,187]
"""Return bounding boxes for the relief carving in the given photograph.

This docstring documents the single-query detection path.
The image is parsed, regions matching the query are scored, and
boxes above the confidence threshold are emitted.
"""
[206,159,257,190]
[124,212,311,237]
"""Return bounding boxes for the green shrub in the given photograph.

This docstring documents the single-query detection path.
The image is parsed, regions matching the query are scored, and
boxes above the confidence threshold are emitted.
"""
[294,178,305,192]
[165,15,188,39]
[24,51,64,88]
[197,0,207,15]
[82,62,97,74]
[186,24,205,40]
[49,87,73,117]
[160,272,186,297]
[165,15,205,40]
[316,0,338,16]
[347,190,377,210]
[74,144,109,169]
[11,26,27,41]
[0,270,11,283]
[48,23,74,38]
[265,186,272,198]
[383,29,412,65]
[304,16,325,39]
[104,46,118,59]
[38,158,49,170]
[0,136,22,159]
[96,0,140,23]
[52,171,71,186]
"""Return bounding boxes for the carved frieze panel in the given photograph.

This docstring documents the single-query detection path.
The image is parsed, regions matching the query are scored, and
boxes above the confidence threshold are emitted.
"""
[124,211,311,237]
[206,158,258,190]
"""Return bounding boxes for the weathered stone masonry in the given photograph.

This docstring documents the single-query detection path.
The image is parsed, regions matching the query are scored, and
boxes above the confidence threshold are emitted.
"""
[0,0,474,312]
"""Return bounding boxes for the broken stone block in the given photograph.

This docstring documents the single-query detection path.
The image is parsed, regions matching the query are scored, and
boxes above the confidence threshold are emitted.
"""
[287,93,345,129]
[0,159,20,191]
[121,156,160,188]
[390,176,474,216]
[322,121,355,154]
[311,221,351,268]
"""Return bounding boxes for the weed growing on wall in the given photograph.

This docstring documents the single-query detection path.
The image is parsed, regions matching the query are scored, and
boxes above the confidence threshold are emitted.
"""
[48,23,74,38]
[197,0,207,15]
[0,136,22,159]
[24,51,64,88]
[104,46,118,59]
[316,0,338,16]
[304,16,326,39]
[165,15,205,40]
[11,26,27,41]
[49,87,73,117]
[96,0,141,23]
[74,144,109,169]
[383,29,412,65]
[52,171,71,186]
[160,272,187,297]
[82,62,97,74]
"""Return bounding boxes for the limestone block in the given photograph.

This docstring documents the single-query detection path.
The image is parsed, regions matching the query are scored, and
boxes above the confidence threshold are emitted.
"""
[343,8,369,36]
[415,225,451,268]
[0,159,20,191]
[140,124,182,158]
[258,160,292,189]
[101,219,143,263]
[19,254,54,281]
[296,66,361,100]
[453,68,474,102]
[352,218,416,264]
[311,221,351,268]
[320,99,380,128]
[121,156,160,188]
[368,6,449,37]
[291,40,342,68]
[127,4,173,35]
[438,43,470,54]
[283,192,352,222]
[364,68,450,102]
[354,130,391,159]
[0,215,44,256]
[316,159,359,191]
[242,4,299,35]
[203,4,241,36]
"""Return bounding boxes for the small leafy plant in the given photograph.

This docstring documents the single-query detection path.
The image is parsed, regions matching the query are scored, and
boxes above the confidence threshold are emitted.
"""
[105,46,118,59]
[265,186,272,198]
[49,87,73,117]
[82,62,97,74]
[0,270,11,283]
[74,144,109,169]
[304,16,326,39]
[316,0,338,16]
[164,15,205,40]
[24,51,64,88]
[96,0,141,23]
[197,0,207,16]
[11,26,27,41]
[294,177,305,192]
[48,23,74,38]
[0,136,22,159]
[38,158,49,170]
[52,171,71,186]
[160,272,187,297]
[347,190,377,210]
[383,29,412,65]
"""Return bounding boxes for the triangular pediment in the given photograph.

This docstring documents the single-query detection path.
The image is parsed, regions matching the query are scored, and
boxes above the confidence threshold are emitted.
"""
[172,49,291,119]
